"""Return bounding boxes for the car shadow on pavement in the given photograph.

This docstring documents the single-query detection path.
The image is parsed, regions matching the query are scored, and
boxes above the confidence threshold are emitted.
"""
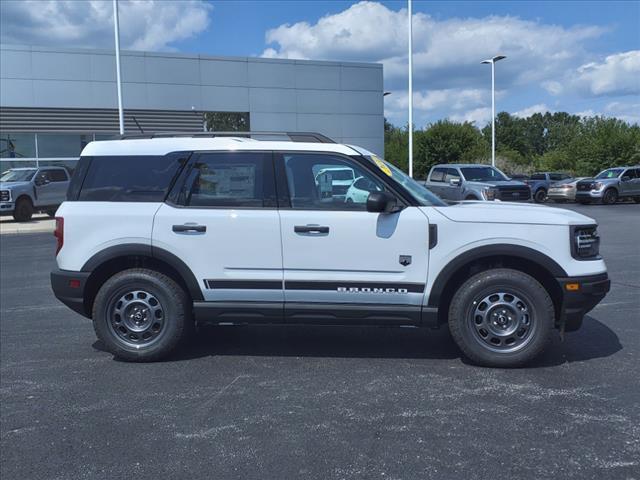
[94,314,621,366]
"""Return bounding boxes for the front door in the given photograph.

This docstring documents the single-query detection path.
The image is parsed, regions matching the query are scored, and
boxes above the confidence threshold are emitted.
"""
[152,151,284,310]
[276,152,430,324]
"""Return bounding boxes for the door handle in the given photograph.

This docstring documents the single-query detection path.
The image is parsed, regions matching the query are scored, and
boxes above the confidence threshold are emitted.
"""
[294,225,329,234]
[172,224,206,233]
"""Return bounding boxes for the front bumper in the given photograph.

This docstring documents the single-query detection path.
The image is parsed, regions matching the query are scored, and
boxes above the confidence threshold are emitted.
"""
[0,201,15,214]
[575,190,604,200]
[556,273,610,331]
[51,268,91,317]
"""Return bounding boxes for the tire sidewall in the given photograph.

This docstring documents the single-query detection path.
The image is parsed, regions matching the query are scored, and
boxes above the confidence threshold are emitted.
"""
[93,270,188,361]
[534,189,546,203]
[449,269,554,367]
[603,189,618,205]
[13,198,33,222]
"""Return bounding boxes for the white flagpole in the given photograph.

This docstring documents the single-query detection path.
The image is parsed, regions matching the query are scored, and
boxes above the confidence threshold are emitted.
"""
[408,0,413,177]
[113,0,124,135]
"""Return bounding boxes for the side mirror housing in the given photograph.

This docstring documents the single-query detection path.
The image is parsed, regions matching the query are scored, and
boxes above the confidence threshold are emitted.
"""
[367,191,401,213]
[449,177,461,186]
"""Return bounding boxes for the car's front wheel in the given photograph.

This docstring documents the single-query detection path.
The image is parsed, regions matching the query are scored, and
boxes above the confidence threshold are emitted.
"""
[602,188,618,205]
[92,268,193,362]
[448,268,554,367]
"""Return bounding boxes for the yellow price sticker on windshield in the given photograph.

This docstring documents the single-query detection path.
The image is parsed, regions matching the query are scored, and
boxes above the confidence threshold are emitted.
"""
[371,154,392,177]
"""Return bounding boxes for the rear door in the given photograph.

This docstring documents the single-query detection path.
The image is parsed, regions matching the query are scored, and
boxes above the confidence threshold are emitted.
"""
[276,152,430,323]
[152,151,284,307]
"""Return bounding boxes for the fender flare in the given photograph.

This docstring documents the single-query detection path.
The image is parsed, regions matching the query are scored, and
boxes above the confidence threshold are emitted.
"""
[427,243,568,308]
[81,243,203,301]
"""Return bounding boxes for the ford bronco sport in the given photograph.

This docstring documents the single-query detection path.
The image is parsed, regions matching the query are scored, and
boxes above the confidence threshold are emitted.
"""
[51,132,610,367]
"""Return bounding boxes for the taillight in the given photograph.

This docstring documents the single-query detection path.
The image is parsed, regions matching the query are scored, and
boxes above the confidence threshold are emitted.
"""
[54,217,64,255]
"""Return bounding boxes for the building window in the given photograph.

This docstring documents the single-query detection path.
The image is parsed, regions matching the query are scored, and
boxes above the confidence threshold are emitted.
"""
[0,133,36,158]
[37,133,92,158]
[204,112,250,132]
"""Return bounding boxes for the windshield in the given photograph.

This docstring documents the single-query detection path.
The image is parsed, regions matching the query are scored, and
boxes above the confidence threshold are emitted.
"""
[366,155,446,206]
[460,166,508,182]
[0,169,36,182]
[595,168,623,179]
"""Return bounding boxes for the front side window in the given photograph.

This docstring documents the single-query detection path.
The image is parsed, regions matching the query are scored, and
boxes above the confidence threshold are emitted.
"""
[622,169,636,179]
[42,169,68,182]
[530,173,546,180]
[181,152,274,208]
[445,168,461,182]
[460,166,508,182]
[282,153,384,210]
[595,168,624,179]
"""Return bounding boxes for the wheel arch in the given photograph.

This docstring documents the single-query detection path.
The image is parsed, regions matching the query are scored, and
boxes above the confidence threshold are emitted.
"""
[81,244,203,317]
[428,244,566,327]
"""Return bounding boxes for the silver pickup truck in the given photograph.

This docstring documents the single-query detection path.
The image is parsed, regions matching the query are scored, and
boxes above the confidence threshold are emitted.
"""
[424,164,531,202]
[0,166,70,221]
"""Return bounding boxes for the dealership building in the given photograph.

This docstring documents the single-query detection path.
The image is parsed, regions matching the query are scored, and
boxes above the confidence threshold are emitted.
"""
[0,44,384,171]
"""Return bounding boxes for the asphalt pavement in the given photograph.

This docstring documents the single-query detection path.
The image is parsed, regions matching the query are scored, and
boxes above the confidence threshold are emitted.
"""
[1,203,639,480]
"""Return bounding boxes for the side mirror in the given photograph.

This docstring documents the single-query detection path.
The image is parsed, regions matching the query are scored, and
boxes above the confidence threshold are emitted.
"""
[621,176,631,182]
[449,177,461,186]
[367,191,401,213]
[35,176,50,186]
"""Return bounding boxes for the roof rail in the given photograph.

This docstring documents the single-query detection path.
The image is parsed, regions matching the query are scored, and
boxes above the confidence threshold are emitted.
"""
[118,131,336,143]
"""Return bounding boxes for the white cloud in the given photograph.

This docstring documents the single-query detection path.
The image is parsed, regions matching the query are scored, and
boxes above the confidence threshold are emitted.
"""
[263,1,606,92]
[604,101,640,124]
[542,80,563,96]
[575,109,597,118]
[573,50,640,96]
[513,104,553,118]
[449,107,493,126]
[0,0,212,51]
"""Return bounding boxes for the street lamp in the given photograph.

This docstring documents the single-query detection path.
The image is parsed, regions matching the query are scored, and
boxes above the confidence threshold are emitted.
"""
[481,55,506,167]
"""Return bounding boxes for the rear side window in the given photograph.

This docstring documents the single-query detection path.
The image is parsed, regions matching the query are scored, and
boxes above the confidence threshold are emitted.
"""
[179,152,275,208]
[45,169,68,182]
[78,154,185,202]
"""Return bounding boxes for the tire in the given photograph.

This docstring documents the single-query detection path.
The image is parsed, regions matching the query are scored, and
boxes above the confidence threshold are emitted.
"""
[92,268,193,362]
[465,195,479,201]
[534,189,547,203]
[602,188,618,205]
[12,197,34,222]
[448,268,554,367]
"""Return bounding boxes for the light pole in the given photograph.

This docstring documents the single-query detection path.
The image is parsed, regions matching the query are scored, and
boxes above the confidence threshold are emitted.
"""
[113,0,124,135]
[481,55,505,167]
[407,0,413,177]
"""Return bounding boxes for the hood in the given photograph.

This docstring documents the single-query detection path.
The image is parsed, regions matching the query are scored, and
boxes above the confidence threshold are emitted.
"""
[0,181,31,189]
[466,180,528,188]
[433,202,596,226]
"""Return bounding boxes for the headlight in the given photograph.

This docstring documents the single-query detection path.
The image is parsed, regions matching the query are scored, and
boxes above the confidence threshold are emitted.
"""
[594,182,604,190]
[483,188,497,200]
[571,225,600,260]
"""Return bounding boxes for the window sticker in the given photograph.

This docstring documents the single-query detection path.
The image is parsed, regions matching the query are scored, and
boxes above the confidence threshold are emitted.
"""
[371,154,392,177]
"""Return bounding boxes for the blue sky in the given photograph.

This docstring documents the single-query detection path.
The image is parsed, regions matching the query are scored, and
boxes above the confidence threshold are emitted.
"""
[1,0,639,126]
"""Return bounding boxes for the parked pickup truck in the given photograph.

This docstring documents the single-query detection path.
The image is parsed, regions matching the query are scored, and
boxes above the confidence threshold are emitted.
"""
[0,166,70,221]
[424,164,531,202]
[525,172,572,203]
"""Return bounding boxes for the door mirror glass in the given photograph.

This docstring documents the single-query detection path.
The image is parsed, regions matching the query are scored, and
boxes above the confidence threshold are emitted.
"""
[449,177,461,186]
[367,191,401,213]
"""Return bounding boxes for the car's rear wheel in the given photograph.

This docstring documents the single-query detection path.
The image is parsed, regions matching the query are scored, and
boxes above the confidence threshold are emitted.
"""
[12,197,33,222]
[92,268,192,362]
[602,188,618,205]
[448,268,554,367]
[534,189,547,203]
[465,195,479,201]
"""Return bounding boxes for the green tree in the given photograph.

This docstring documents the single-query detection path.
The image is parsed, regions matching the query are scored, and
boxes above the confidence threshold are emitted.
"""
[414,120,488,178]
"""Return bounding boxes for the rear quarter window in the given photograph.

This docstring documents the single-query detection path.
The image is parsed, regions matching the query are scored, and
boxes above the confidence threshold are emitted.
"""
[77,153,187,202]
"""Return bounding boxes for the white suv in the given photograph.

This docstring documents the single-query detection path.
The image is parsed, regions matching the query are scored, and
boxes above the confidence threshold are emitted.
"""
[51,133,610,367]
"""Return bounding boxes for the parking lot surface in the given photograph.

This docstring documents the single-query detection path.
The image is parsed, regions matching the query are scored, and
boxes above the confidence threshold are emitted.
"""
[1,203,639,480]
